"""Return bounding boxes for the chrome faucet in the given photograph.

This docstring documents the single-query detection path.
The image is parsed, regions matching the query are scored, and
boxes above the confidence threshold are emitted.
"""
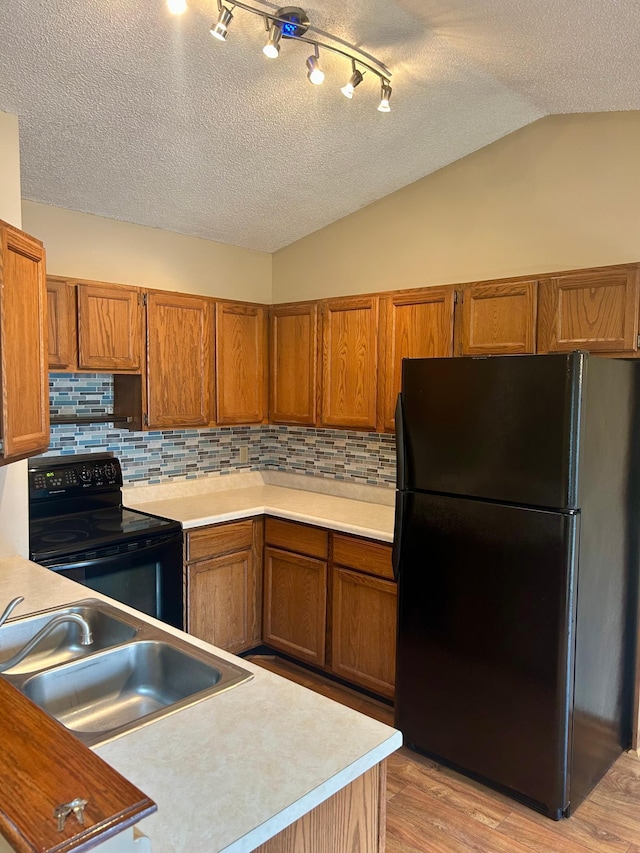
[0,600,93,673]
[0,596,25,628]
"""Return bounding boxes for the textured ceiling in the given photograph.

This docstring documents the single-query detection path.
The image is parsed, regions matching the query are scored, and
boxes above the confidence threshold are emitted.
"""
[1,0,639,252]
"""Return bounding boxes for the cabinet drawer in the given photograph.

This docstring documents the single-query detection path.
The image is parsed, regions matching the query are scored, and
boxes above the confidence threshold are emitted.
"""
[187,520,254,562]
[332,534,394,581]
[265,517,328,560]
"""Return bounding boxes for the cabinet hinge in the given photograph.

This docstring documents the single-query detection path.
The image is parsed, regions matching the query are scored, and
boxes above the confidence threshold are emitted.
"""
[143,413,148,427]
[637,334,640,349]
[142,293,148,306]
[454,290,463,304]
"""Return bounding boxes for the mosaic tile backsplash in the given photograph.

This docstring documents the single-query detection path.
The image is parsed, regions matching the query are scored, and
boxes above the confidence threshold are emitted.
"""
[44,374,397,487]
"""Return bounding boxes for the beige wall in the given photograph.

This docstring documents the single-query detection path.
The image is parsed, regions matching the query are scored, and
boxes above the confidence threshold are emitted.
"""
[272,111,640,302]
[0,112,22,228]
[0,112,28,558]
[22,202,272,303]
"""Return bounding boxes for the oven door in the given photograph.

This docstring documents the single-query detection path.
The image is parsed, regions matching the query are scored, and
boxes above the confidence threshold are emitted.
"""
[43,533,184,630]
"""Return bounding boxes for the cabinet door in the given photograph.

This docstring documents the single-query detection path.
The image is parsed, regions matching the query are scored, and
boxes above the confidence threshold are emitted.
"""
[263,546,327,666]
[77,282,143,371]
[460,280,537,356]
[47,278,75,369]
[187,547,260,654]
[269,303,319,425]
[331,567,397,699]
[537,266,640,353]
[321,297,378,430]
[146,291,214,428]
[216,302,267,425]
[0,223,49,460]
[380,287,455,431]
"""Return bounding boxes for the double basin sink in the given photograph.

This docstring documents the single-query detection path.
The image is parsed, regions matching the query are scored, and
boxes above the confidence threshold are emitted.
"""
[0,599,252,746]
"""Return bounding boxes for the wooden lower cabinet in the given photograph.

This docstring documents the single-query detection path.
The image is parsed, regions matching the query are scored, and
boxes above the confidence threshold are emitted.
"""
[255,762,386,853]
[263,546,327,666]
[185,519,262,654]
[331,567,397,700]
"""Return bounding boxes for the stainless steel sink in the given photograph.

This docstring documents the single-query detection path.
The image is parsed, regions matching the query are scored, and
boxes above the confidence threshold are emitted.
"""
[0,599,253,745]
[0,600,138,674]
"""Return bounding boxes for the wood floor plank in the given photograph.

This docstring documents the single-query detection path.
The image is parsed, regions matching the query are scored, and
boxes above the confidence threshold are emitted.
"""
[387,749,511,829]
[574,797,640,849]
[388,784,537,853]
[496,809,630,853]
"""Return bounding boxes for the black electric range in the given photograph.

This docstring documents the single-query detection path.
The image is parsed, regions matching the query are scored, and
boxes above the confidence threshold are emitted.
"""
[28,453,184,629]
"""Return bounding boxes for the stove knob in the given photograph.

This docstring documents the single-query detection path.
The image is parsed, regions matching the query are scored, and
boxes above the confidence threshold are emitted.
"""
[104,462,117,481]
[79,467,92,483]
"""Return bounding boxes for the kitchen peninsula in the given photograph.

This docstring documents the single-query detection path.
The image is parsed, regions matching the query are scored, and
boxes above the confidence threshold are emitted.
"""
[0,554,401,852]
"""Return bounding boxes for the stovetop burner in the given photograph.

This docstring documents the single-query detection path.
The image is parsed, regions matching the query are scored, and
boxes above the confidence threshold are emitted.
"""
[39,529,91,545]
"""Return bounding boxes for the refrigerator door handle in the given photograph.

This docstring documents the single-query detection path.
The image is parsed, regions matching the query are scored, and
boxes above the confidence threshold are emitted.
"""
[395,392,407,491]
[392,491,403,580]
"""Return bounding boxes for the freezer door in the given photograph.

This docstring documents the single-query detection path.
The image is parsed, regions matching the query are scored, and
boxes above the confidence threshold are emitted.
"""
[394,492,578,818]
[400,353,583,508]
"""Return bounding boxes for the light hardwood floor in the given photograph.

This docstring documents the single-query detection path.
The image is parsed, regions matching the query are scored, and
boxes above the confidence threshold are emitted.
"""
[248,655,640,853]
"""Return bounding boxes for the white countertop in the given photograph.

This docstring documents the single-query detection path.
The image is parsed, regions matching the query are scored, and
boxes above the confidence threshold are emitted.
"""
[123,472,396,542]
[0,555,401,853]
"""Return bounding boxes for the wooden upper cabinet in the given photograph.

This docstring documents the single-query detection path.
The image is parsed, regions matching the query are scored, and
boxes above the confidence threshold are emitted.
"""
[0,222,50,461]
[321,297,379,431]
[269,302,319,426]
[216,301,268,425]
[146,290,214,428]
[77,282,143,371]
[459,280,537,356]
[380,287,455,431]
[537,265,640,353]
[46,278,75,369]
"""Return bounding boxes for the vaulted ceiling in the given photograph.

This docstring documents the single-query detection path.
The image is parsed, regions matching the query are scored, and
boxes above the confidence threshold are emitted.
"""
[1,0,639,252]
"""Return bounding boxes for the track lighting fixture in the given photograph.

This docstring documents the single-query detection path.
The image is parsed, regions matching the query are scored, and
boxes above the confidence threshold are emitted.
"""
[341,62,364,99]
[170,3,393,113]
[306,46,324,85]
[210,5,233,41]
[377,81,392,113]
[263,22,282,58]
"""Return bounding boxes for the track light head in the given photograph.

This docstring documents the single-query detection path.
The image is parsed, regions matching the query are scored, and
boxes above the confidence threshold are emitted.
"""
[306,48,325,85]
[211,6,233,41]
[263,24,282,58]
[167,0,187,15]
[377,81,392,112]
[341,67,364,99]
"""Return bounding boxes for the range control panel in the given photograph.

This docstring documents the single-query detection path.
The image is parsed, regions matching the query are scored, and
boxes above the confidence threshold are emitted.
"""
[29,456,122,500]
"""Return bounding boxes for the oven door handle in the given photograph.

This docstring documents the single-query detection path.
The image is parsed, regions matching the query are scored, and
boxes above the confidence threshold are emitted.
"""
[45,535,182,573]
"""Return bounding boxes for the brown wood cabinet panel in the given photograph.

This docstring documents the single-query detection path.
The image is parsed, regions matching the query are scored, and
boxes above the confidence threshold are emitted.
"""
[187,520,254,563]
[254,763,385,853]
[265,517,328,560]
[146,290,214,428]
[187,547,260,653]
[333,534,394,581]
[0,678,155,853]
[380,287,455,431]
[263,546,327,666]
[537,265,640,353]
[321,297,378,431]
[46,278,75,369]
[331,567,397,699]
[77,282,143,371]
[0,222,49,460]
[270,302,319,425]
[216,301,268,425]
[460,280,537,355]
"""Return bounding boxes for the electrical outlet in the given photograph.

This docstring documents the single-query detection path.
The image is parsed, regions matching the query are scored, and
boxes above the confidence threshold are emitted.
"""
[239,446,249,464]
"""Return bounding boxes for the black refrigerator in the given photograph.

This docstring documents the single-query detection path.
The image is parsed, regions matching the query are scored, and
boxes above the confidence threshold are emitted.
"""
[393,352,640,820]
